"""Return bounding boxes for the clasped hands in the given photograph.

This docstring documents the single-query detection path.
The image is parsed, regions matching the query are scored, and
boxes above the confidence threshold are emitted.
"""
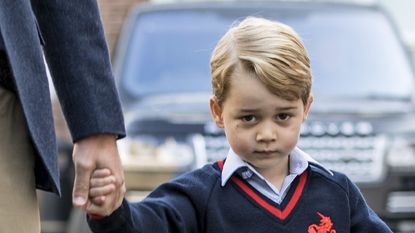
[71,134,126,218]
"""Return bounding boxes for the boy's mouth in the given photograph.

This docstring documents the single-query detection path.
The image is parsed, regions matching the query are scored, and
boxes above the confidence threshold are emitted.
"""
[254,150,278,156]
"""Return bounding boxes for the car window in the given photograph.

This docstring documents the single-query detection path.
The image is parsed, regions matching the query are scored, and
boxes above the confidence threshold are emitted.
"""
[121,8,414,100]
[297,11,414,100]
[122,12,226,97]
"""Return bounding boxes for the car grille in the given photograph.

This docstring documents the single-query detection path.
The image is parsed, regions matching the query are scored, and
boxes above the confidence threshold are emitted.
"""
[195,121,387,184]
[298,135,387,183]
[203,135,230,162]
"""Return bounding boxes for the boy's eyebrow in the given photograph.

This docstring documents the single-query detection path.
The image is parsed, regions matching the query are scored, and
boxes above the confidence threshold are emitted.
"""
[239,106,298,112]
[275,106,299,111]
[238,108,258,113]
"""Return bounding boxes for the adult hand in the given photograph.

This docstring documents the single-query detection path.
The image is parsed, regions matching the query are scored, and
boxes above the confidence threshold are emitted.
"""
[72,134,126,216]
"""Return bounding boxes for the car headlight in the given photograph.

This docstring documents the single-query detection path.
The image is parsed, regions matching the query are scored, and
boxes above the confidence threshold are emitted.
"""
[118,136,194,171]
[387,137,415,171]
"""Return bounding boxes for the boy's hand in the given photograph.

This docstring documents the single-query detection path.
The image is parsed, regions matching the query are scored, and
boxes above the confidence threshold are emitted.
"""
[86,168,117,217]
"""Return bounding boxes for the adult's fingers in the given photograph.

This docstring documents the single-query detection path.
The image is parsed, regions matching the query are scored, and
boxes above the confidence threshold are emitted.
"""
[72,158,94,208]
[113,180,126,210]
[72,174,91,207]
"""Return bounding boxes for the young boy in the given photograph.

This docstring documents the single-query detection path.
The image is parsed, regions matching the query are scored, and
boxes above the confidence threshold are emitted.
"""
[87,17,392,233]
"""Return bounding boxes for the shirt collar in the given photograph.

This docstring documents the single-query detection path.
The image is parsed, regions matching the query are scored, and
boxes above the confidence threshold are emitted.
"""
[221,149,246,186]
[221,147,333,187]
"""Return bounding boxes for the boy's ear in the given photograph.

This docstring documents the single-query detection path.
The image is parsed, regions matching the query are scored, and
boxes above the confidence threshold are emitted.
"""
[303,95,313,122]
[209,96,224,128]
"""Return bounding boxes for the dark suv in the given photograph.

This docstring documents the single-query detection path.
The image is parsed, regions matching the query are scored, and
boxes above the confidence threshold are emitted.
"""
[114,1,415,232]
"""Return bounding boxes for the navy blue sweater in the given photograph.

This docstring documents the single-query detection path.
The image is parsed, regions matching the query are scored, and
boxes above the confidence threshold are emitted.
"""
[88,161,392,233]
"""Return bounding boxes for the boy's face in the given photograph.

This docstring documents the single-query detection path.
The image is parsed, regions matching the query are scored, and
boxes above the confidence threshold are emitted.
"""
[210,71,312,174]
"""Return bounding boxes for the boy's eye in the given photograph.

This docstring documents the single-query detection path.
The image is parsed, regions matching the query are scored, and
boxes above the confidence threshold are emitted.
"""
[241,115,256,122]
[276,113,290,121]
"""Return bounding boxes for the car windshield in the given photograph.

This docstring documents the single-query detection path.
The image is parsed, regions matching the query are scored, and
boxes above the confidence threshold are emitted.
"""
[121,8,414,100]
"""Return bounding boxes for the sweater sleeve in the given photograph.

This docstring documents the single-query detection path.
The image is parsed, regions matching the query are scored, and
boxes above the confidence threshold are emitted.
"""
[88,167,219,233]
[347,178,393,233]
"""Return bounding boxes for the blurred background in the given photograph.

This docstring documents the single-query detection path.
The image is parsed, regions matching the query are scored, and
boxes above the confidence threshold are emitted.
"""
[40,0,415,232]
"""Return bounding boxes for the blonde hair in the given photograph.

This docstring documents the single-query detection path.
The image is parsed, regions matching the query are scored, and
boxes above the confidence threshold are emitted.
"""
[210,17,311,106]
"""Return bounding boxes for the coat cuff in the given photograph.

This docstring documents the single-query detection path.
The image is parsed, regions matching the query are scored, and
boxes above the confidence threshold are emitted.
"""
[87,199,131,233]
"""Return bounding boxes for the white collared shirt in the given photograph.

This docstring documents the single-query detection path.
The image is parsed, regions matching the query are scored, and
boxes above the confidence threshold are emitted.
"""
[221,147,332,204]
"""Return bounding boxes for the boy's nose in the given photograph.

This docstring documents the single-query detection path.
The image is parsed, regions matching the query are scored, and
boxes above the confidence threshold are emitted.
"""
[256,123,277,142]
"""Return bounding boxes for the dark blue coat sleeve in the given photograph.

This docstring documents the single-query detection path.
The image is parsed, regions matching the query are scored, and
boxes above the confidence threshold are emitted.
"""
[88,168,218,233]
[89,190,198,233]
[30,0,125,141]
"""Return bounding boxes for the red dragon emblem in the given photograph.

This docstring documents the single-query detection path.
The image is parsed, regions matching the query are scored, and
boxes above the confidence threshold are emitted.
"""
[308,212,336,233]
